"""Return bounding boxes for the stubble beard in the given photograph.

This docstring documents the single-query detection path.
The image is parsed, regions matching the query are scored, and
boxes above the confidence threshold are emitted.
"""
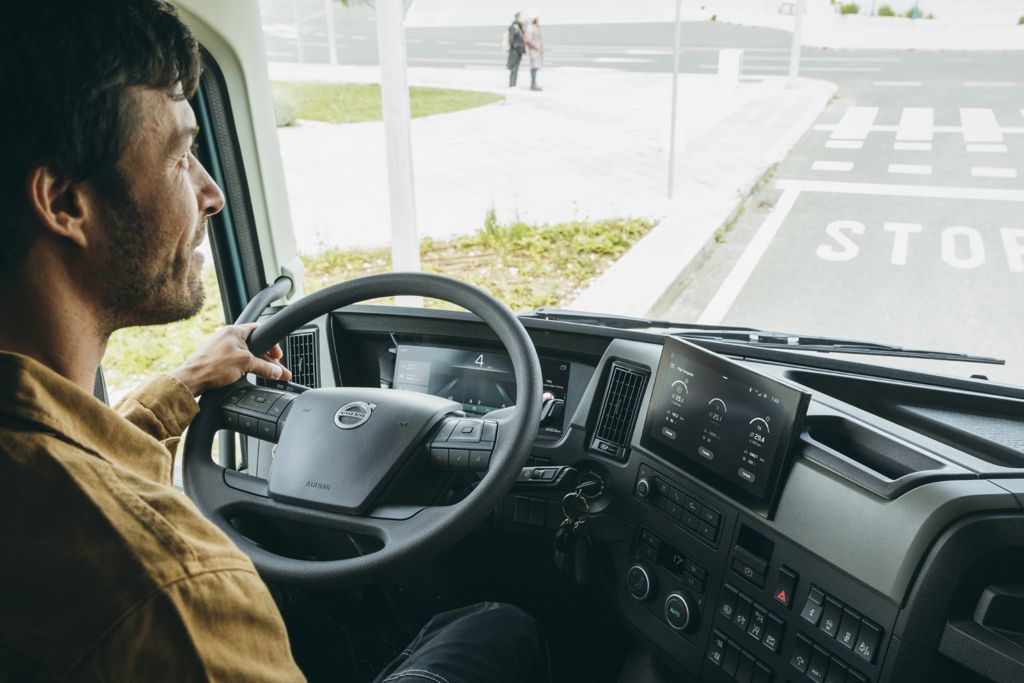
[93,170,205,332]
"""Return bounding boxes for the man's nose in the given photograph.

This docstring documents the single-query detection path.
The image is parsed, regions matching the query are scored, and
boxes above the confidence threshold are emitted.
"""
[196,162,225,217]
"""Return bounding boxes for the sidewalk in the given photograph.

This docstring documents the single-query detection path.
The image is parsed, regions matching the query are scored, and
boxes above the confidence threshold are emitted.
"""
[270,62,833,314]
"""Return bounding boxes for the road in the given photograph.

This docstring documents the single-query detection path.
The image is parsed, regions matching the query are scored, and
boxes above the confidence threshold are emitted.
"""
[259,1,1024,385]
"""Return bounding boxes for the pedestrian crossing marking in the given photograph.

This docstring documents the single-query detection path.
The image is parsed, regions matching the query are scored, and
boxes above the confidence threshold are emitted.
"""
[826,140,863,150]
[813,161,854,172]
[961,109,1003,143]
[831,106,878,140]
[971,167,1017,179]
[896,108,933,142]
[966,144,1008,153]
[888,164,932,175]
[894,142,932,151]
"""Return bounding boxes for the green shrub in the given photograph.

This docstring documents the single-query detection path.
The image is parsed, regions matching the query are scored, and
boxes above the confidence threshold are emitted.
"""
[839,3,860,15]
[272,90,297,127]
[877,5,895,16]
[1018,15,1024,25]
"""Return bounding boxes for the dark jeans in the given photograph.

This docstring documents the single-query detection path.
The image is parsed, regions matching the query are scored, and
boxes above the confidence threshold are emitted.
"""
[373,602,549,683]
[508,50,523,86]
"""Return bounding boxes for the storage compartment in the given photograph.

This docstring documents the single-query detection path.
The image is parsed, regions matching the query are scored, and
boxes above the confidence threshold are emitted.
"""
[804,415,944,481]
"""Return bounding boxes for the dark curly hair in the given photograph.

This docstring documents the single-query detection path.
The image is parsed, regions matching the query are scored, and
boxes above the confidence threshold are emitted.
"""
[0,0,201,279]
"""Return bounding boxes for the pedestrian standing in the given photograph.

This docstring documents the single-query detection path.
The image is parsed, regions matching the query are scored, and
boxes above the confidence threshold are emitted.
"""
[525,15,544,91]
[506,12,526,88]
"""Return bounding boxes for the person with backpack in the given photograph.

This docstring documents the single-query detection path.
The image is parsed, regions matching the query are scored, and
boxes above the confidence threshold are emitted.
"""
[505,12,526,87]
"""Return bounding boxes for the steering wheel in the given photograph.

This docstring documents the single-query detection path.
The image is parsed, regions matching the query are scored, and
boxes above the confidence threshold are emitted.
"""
[183,273,543,587]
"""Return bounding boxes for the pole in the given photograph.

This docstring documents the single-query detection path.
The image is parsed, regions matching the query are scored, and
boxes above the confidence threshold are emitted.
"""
[667,0,682,199]
[912,0,919,19]
[324,0,338,66]
[294,0,305,63]
[786,0,804,89]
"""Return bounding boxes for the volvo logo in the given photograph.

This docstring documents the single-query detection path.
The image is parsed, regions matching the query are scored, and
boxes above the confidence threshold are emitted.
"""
[334,401,376,429]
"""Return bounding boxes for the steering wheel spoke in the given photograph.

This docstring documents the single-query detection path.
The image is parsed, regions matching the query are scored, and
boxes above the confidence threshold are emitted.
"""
[183,273,543,586]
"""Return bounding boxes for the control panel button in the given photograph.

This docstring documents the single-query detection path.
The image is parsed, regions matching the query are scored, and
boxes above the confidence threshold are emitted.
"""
[700,506,721,527]
[639,527,660,548]
[626,564,654,601]
[736,651,755,683]
[752,662,772,683]
[820,597,843,638]
[847,668,869,682]
[762,613,784,653]
[807,645,830,683]
[825,657,847,683]
[635,477,651,498]
[663,592,693,632]
[733,593,753,631]
[720,584,738,621]
[722,640,741,677]
[257,419,277,441]
[790,634,812,673]
[837,608,862,650]
[683,495,701,516]
[707,630,727,667]
[448,449,470,469]
[266,393,294,418]
[429,448,449,467]
[747,605,767,642]
[698,521,719,543]
[800,587,825,627]
[655,478,670,497]
[448,419,483,442]
[773,566,798,608]
[469,450,491,470]
[854,620,882,663]
[237,390,275,413]
[732,557,766,588]
[239,414,259,436]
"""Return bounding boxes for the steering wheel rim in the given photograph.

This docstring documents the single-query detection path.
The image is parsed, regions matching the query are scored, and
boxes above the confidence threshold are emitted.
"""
[182,272,543,587]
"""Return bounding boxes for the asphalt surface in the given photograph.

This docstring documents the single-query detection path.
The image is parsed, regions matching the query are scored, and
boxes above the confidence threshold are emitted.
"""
[259,1,1024,386]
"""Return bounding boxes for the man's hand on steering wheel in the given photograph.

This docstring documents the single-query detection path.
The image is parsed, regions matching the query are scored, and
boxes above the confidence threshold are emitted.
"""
[171,323,293,396]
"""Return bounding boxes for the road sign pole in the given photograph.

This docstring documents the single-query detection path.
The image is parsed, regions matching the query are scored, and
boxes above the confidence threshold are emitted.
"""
[324,0,338,65]
[375,0,423,305]
[787,0,804,89]
[667,0,682,199]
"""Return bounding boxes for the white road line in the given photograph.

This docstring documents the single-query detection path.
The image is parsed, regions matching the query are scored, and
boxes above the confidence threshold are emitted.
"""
[813,124,1024,135]
[775,179,1024,202]
[965,81,1017,87]
[888,164,933,175]
[894,142,932,151]
[594,57,655,64]
[874,81,922,86]
[625,49,672,55]
[971,167,1018,178]
[966,143,1008,153]
[896,107,933,142]
[746,56,898,63]
[698,64,882,72]
[825,141,863,149]
[812,161,854,172]
[961,108,1003,143]
[831,107,878,140]
[698,189,801,325]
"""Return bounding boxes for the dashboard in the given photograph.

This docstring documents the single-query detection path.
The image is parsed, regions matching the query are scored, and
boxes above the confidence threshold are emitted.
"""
[244,304,1024,683]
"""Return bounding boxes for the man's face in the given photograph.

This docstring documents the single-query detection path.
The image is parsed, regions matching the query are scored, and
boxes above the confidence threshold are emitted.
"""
[91,85,225,329]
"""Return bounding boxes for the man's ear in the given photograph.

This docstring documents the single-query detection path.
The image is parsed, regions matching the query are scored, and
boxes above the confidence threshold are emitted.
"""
[25,165,97,250]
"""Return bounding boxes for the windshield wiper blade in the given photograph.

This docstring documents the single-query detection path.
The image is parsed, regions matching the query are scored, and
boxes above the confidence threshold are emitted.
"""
[528,309,1003,365]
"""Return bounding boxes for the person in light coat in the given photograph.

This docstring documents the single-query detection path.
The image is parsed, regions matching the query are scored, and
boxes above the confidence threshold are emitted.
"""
[525,15,544,91]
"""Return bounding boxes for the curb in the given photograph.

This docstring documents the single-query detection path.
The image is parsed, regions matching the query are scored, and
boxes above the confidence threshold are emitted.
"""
[566,78,836,319]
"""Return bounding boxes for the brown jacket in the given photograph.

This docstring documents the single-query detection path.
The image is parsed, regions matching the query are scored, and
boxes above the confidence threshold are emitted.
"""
[0,352,304,681]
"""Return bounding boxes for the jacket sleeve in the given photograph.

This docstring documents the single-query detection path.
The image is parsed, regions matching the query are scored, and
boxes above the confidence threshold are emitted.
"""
[67,566,306,683]
[114,374,199,456]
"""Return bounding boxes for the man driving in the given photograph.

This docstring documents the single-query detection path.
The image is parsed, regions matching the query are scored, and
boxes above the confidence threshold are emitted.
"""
[0,1,545,681]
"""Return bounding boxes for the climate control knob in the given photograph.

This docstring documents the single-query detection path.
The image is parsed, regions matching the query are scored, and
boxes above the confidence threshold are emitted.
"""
[664,591,695,632]
[636,477,652,499]
[626,563,655,601]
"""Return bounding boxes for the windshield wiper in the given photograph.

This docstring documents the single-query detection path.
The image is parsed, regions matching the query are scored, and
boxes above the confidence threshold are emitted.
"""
[527,309,1004,365]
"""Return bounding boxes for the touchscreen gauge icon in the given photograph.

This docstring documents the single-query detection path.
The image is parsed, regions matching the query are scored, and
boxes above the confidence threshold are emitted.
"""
[706,398,727,425]
[748,417,771,447]
[670,379,688,404]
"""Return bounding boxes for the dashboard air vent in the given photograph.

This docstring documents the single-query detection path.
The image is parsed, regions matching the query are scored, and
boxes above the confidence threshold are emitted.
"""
[285,329,320,388]
[591,361,649,460]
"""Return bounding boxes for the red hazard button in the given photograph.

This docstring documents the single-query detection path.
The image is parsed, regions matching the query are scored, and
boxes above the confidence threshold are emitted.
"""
[773,566,798,608]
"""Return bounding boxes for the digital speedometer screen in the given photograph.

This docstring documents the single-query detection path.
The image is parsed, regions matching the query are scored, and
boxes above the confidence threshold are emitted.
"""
[641,337,810,516]
[392,345,571,436]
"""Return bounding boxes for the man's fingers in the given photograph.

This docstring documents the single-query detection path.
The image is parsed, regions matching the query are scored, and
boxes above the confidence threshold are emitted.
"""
[248,357,292,382]
[265,344,284,361]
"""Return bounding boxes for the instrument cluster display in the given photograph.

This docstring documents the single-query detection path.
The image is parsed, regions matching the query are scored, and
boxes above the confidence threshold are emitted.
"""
[641,337,810,516]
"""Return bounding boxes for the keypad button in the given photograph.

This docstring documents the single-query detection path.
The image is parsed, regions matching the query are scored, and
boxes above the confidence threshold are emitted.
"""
[707,630,727,667]
[773,566,798,608]
[762,613,784,653]
[820,597,843,638]
[790,634,812,673]
[733,593,753,631]
[722,640,741,677]
[719,584,738,621]
[747,605,767,641]
[824,657,847,683]
[837,608,862,650]
[800,594,824,627]
[736,651,755,683]
[854,620,882,663]
[807,645,830,683]
[752,662,772,683]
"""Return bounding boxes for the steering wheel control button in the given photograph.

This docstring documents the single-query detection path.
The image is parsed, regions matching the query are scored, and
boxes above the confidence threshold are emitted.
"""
[237,390,274,413]
[222,410,238,429]
[773,566,798,608]
[226,387,250,405]
[663,592,692,631]
[429,448,449,467]
[435,419,459,442]
[448,449,470,469]
[266,393,294,418]
[239,415,259,436]
[481,420,497,442]
[448,419,483,442]
[468,450,490,470]
[626,564,654,601]
[257,419,277,441]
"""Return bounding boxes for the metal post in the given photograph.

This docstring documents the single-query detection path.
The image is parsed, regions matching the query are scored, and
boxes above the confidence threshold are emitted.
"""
[786,0,804,89]
[912,0,919,19]
[294,0,305,63]
[324,0,338,65]
[375,0,423,305]
[667,0,682,199]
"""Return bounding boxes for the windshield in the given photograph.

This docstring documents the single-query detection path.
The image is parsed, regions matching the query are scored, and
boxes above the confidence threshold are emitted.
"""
[255,0,1024,387]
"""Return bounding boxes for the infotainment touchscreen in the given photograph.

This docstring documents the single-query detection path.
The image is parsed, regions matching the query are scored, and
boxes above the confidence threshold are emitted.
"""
[640,336,810,517]
[392,345,571,437]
